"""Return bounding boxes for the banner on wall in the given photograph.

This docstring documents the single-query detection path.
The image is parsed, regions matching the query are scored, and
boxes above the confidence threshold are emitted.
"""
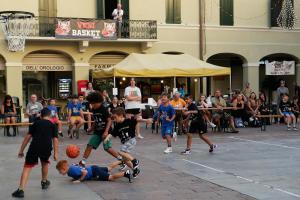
[55,18,117,40]
[265,61,295,75]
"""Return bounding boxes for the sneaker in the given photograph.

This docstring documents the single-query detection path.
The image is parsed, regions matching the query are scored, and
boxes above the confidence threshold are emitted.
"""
[41,180,51,190]
[164,147,172,154]
[58,132,64,138]
[137,135,144,139]
[79,160,86,167]
[119,162,127,171]
[124,170,133,182]
[209,144,217,153]
[287,126,292,131]
[173,132,177,142]
[132,159,140,170]
[133,167,140,179]
[293,127,298,131]
[209,122,217,128]
[12,189,24,198]
[68,129,73,138]
[181,149,191,155]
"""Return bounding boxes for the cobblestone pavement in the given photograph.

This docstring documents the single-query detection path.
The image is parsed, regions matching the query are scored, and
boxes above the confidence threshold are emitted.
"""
[1,123,300,200]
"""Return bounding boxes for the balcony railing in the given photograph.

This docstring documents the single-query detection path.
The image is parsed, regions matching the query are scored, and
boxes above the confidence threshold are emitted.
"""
[26,17,157,40]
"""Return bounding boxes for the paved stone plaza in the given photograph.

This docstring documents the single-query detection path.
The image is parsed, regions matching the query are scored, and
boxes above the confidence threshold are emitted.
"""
[1,123,300,200]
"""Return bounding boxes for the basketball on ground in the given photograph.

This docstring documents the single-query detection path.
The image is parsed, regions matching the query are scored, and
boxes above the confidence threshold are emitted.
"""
[66,144,80,159]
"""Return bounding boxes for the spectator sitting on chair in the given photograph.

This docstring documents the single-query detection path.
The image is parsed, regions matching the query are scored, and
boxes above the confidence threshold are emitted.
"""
[247,92,260,122]
[279,94,297,131]
[258,92,271,125]
[170,92,186,108]
[26,94,43,123]
[1,95,17,136]
[47,99,63,137]
[211,90,239,133]
[197,95,216,128]
[68,95,85,138]
[102,90,111,108]
[79,94,92,133]
[292,96,299,120]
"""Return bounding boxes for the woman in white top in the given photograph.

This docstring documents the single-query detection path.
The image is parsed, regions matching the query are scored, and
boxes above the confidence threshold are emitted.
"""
[84,82,95,97]
[124,78,143,139]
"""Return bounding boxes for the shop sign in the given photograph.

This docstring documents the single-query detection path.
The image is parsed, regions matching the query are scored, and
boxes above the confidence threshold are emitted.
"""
[23,65,72,71]
[55,18,117,40]
[90,64,114,71]
[265,61,295,75]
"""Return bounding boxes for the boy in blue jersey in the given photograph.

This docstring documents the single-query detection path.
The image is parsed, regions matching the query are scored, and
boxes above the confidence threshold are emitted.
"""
[47,99,63,137]
[157,93,176,154]
[67,95,84,138]
[56,160,132,183]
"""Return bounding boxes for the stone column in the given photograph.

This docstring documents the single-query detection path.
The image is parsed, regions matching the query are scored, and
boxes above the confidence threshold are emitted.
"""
[72,63,90,94]
[243,63,260,94]
[6,63,23,106]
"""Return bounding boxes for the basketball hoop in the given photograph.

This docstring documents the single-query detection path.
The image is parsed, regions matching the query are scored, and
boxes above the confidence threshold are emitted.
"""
[0,11,35,52]
[277,0,297,30]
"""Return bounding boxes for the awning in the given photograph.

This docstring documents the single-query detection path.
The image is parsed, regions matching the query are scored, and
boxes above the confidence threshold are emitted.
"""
[93,53,231,78]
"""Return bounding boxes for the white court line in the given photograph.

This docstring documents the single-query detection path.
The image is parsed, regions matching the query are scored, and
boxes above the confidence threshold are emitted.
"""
[229,136,300,150]
[181,159,300,199]
[182,159,225,173]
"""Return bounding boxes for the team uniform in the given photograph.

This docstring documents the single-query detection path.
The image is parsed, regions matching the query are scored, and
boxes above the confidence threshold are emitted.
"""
[47,105,59,124]
[187,103,207,134]
[67,164,110,181]
[88,105,112,150]
[68,102,82,121]
[25,119,58,168]
[112,118,137,152]
[158,104,176,137]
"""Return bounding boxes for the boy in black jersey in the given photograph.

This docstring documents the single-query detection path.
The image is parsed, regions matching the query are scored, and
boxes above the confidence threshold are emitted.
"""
[279,94,297,131]
[12,108,59,198]
[79,92,121,167]
[104,107,151,178]
[181,96,217,155]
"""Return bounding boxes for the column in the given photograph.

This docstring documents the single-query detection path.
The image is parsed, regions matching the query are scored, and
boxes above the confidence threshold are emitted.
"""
[193,78,200,100]
[72,63,90,94]
[243,63,260,94]
[296,64,300,85]
[6,63,23,106]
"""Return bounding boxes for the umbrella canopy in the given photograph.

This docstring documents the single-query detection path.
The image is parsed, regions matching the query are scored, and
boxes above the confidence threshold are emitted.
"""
[93,53,230,78]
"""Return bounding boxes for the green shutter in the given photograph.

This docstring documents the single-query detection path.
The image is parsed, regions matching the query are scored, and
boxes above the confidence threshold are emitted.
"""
[121,0,129,19]
[166,0,181,24]
[96,0,104,19]
[174,0,181,24]
[220,0,233,26]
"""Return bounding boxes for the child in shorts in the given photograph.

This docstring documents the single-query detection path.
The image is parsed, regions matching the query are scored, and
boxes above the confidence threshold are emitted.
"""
[12,108,58,198]
[104,107,152,178]
[79,92,123,169]
[181,96,217,155]
[279,94,297,131]
[56,160,132,183]
[157,93,176,154]
[68,95,85,138]
[47,98,63,137]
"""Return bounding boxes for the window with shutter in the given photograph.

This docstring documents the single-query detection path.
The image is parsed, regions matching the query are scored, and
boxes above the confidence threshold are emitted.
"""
[166,0,181,24]
[271,0,294,27]
[220,0,234,26]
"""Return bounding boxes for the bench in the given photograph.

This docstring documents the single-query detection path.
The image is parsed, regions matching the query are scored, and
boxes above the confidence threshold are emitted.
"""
[257,115,283,131]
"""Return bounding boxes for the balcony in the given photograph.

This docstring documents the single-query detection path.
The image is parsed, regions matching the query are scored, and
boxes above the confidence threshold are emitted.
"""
[25,17,157,41]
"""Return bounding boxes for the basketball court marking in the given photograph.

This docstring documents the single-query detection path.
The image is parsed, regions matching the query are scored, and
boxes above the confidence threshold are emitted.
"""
[228,136,300,150]
[181,159,300,198]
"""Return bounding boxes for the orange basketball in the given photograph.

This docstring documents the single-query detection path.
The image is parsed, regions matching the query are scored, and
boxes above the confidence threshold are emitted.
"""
[66,144,80,159]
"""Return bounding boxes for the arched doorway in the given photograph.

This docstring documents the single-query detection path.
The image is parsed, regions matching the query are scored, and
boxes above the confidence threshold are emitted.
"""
[89,51,128,96]
[207,53,246,95]
[22,50,73,105]
[259,53,299,103]
[0,55,6,102]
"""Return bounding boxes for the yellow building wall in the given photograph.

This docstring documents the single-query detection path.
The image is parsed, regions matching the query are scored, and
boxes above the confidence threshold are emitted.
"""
[0,0,39,16]
[57,0,96,18]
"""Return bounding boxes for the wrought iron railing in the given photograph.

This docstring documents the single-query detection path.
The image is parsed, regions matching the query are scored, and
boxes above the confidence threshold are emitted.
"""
[27,17,157,40]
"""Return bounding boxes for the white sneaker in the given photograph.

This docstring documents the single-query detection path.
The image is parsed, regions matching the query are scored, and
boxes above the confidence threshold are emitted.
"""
[173,132,177,142]
[209,122,216,128]
[164,147,172,154]
[137,135,144,139]
[287,126,291,131]
[293,127,298,131]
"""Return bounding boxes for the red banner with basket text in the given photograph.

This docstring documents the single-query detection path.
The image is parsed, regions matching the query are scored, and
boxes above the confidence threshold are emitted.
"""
[55,18,117,40]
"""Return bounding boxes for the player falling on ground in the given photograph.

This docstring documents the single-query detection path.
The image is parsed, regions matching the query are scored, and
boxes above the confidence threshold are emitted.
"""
[12,108,58,198]
[181,96,217,155]
[79,92,125,169]
[56,160,132,183]
[104,107,152,178]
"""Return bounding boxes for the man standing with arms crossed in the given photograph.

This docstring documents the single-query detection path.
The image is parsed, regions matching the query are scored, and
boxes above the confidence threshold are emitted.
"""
[124,78,144,139]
